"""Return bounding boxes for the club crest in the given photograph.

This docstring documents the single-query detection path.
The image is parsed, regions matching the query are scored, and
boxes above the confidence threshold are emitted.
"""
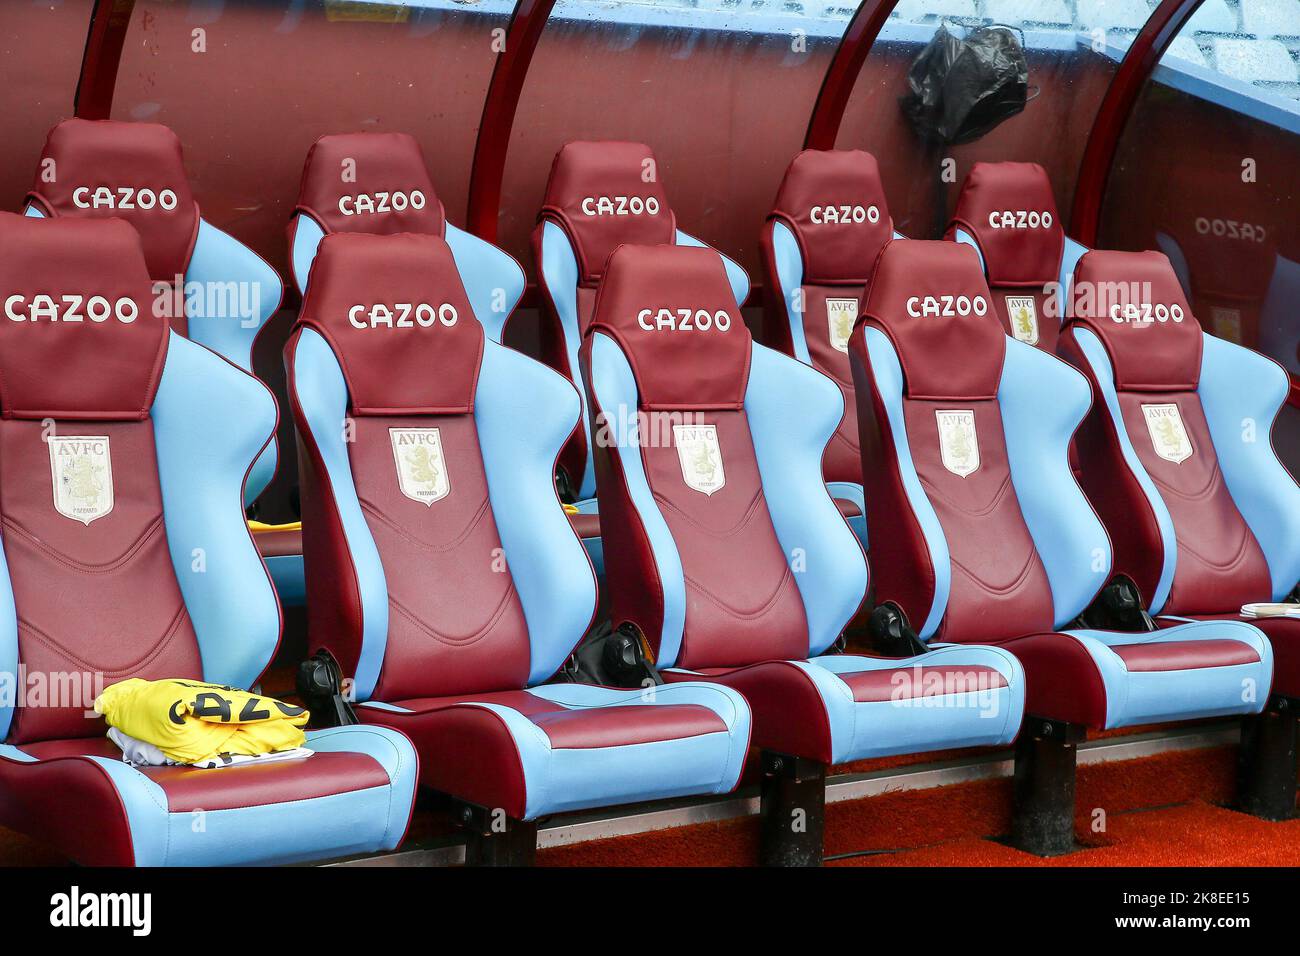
[825,298,858,353]
[935,410,980,478]
[1210,306,1241,344]
[674,424,725,496]
[48,436,114,525]
[1005,296,1039,345]
[390,428,450,505]
[1142,403,1193,464]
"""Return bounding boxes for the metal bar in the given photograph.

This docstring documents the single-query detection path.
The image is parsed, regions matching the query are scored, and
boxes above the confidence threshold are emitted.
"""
[1068,0,1206,245]
[466,0,558,241]
[803,0,900,150]
[74,0,136,120]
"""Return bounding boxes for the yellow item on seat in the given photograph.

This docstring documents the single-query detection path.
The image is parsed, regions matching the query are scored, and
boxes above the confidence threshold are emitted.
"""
[562,504,579,515]
[94,679,309,765]
[247,520,303,534]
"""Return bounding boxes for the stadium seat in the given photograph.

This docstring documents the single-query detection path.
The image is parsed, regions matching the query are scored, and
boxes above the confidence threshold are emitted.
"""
[23,118,281,505]
[1058,249,1300,819]
[1077,0,1151,32]
[282,132,533,596]
[288,131,525,344]
[534,140,749,505]
[584,243,1024,865]
[947,161,1088,353]
[1212,38,1299,86]
[985,0,1072,28]
[760,148,905,546]
[1241,0,1300,39]
[285,232,751,865]
[850,240,1271,854]
[0,213,417,866]
[1186,0,1238,36]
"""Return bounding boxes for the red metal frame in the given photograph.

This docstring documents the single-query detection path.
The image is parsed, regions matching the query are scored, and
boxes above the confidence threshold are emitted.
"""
[804,0,899,150]
[1068,0,1205,246]
[74,0,136,120]
[466,0,558,242]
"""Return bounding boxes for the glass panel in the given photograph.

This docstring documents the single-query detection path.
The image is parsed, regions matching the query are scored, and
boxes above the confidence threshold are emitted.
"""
[1102,0,1300,468]
[0,0,98,211]
[499,0,854,279]
[835,0,1136,238]
[111,0,509,277]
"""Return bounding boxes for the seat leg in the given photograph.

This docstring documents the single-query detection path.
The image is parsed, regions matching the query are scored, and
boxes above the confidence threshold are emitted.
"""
[457,803,539,867]
[1237,700,1298,822]
[1009,718,1083,857]
[758,751,826,867]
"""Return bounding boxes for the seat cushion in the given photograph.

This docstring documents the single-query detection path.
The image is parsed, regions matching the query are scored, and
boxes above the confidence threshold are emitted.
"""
[1160,612,1300,699]
[666,644,1024,765]
[1000,618,1272,729]
[358,682,750,820]
[0,725,418,866]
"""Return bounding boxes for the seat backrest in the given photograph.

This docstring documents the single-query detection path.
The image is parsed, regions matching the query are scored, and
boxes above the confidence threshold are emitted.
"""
[1058,249,1300,616]
[25,118,282,503]
[534,140,750,500]
[285,232,595,702]
[289,132,524,344]
[582,244,865,670]
[761,148,897,485]
[946,162,1087,352]
[849,240,1111,643]
[0,214,280,745]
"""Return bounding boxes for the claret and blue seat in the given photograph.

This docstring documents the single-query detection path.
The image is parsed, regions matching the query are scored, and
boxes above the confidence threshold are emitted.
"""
[22,118,283,507]
[946,161,1090,353]
[1058,248,1300,820]
[848,239,1274,854]
[582,242,1026,865]
[20,118,302,604]
[284,230,752,866]
[759,148,909,548]
[534,140,750,507]
[0,213,418,866]
[288,131,526,345]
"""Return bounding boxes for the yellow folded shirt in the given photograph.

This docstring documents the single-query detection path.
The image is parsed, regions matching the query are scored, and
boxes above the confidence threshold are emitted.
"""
[94,678,309,766]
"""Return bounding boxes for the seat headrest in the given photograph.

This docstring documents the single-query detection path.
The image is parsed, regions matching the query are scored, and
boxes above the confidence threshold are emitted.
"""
[769,149,894,285]
[26,119,200,284]
[947,162,1064,288]
[295,132,446,239]
[0,214,169,421]
[540,141,676,287]
[860,240,1005,401]
[296,232,482,415]
[1068,250,1203,392]
[589,244,750,411]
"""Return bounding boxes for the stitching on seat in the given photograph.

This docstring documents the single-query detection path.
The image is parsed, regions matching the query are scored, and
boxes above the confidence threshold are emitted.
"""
[683,561,795,619]
[653,486,765,538]
[387,581,518,647]
[358,494,493,553]
[949,548,1039,597]
[918,471,1015,519]
[18,602,190,677]
[1,514,166,573]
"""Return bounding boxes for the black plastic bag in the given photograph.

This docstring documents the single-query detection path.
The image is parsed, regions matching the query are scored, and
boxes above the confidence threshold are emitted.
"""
[900,24,1032,145]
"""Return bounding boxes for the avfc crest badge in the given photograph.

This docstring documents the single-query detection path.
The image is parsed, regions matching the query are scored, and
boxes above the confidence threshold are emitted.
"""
[674,424,725,496]
[935,410,980,478]
[48,436,114,525]
[1210,306,1242,344]
[825,298,858,354]
[1005,296,1039,345]
[1142,403,1193,464]
[390,427,450,505]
